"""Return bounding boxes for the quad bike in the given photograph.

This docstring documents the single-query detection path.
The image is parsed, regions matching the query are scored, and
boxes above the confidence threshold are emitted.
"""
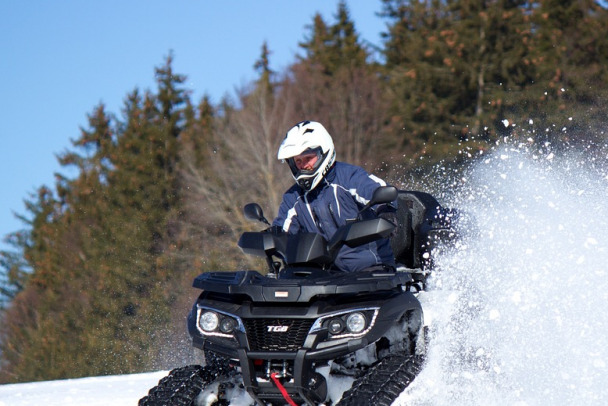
[139,186,455,406]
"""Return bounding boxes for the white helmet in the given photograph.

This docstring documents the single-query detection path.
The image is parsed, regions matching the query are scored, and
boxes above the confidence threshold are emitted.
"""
[278,121,336,191]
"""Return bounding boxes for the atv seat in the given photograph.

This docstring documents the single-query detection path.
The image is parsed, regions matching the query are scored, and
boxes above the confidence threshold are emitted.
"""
[390,190,450,270]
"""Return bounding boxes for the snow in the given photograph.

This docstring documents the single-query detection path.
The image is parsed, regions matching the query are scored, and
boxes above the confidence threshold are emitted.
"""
[394,140,608,405]
[0,371,168,406]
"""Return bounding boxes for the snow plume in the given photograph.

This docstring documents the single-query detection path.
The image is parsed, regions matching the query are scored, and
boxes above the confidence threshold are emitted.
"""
[397,140,608,405]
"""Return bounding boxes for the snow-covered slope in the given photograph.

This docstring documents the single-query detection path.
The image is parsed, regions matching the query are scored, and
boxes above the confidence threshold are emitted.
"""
[0,371,167,406]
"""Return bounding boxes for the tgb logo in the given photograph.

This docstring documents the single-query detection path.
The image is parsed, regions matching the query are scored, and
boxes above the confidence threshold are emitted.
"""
[267,325,289,333]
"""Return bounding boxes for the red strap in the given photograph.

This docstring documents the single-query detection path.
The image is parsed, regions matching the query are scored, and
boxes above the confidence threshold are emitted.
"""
[270,372,298,406]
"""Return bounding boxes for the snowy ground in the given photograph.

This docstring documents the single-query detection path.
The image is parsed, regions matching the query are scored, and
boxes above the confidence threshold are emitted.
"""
[0,370,168,406]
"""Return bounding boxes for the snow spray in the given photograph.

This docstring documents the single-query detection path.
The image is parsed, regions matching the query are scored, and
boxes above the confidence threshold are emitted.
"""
[395,138,608,405]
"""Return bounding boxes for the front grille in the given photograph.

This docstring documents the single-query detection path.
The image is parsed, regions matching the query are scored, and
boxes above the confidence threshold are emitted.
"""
[243,318,314,351]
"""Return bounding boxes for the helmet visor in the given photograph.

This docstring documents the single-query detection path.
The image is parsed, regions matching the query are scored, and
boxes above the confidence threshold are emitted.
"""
[286,147,323,177]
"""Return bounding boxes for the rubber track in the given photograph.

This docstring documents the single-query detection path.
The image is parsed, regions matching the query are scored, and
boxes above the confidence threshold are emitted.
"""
[138,364,231,406]
[336,354,423,406]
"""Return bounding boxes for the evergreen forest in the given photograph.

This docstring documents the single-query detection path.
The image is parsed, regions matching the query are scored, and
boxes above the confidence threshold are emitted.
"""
[1,0,608,383]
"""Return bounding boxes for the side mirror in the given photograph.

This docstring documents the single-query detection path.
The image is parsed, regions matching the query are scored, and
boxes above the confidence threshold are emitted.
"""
[243,203,271,225]
[359,186,398,213]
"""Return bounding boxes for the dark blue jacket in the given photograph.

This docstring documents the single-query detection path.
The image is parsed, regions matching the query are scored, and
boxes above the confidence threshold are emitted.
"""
[272,162,395,272]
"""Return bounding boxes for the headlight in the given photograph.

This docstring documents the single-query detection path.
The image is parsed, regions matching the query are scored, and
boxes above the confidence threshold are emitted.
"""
[328,318,345,335]
[310,308,379,339]
[200,311,219,332]
[220,317,237,334]
[196,306,244,338]
[346,312,366,334]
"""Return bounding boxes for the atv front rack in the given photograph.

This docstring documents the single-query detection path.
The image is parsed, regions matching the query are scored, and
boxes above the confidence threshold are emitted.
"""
[192,269,413,303]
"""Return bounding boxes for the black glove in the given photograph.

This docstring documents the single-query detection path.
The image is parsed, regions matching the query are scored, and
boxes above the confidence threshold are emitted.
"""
[264,225,284,235]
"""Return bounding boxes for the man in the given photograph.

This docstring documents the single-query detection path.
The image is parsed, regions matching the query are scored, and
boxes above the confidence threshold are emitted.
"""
[272,120,395,272]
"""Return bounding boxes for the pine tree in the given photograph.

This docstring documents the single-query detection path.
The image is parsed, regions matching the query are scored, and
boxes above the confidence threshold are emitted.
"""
[0,104,117,381]
[299,12,334,74]
[444,0,535,138]
[299,1,369,75]
[290,1,388,166]
[253,41,275,97]
[0,226,30,309]
[83,55,189,373]
[526,0,608,143]
[380,0,462,161]
[379,0,538,166]
[0,56,191,382]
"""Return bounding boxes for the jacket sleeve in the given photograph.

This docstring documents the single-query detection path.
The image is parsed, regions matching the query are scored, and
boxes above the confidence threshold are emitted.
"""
[347,165,388,206]
[272,192,301,234]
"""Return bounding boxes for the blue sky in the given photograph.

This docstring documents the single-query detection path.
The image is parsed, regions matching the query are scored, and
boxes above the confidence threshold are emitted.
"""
[0,1,387,251]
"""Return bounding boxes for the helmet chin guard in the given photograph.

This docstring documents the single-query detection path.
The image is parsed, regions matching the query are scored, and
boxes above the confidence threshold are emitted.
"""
[278,121,336,191]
